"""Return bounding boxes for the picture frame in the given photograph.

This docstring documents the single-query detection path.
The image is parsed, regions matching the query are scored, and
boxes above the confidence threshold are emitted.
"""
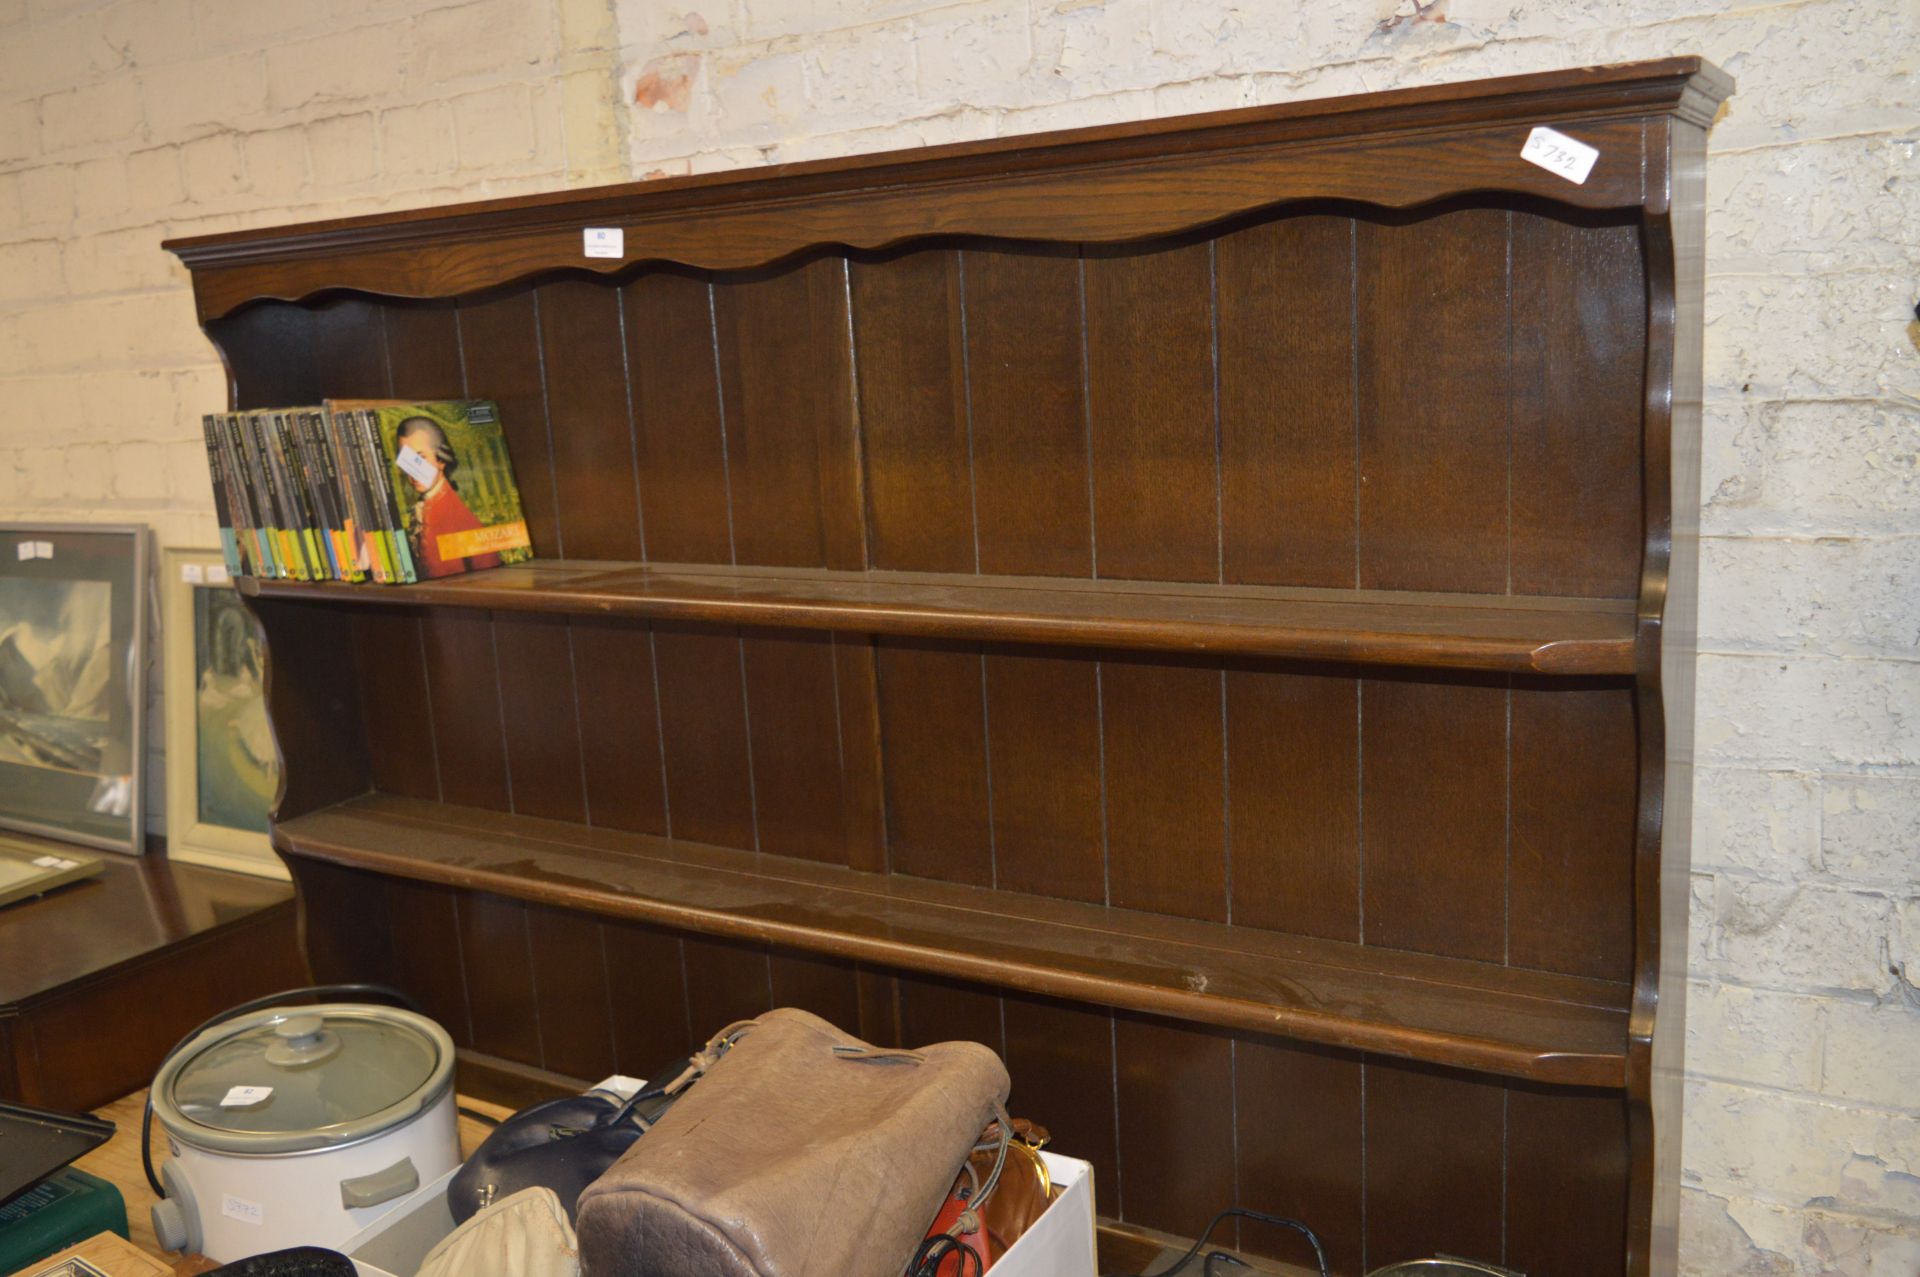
[0,524,146,854]
[162,546,284,880]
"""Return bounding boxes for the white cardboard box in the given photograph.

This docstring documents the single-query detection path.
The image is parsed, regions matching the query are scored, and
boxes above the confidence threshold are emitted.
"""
[347,1150,1096,1277]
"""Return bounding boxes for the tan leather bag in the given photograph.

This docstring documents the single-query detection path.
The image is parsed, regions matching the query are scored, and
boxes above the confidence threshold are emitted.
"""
[575,1008,1011,1277]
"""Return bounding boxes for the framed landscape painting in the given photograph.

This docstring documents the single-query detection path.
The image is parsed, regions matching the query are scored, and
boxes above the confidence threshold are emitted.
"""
[163,546,284,879]
[0,524,147,853]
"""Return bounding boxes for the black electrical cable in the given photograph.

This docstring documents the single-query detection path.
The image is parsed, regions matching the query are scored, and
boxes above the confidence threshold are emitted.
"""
[1099,1206,1329,1277]
[906,1234,985,1277]
[143,983,424,1198]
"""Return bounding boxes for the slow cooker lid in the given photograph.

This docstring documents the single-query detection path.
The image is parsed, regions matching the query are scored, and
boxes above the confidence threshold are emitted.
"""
[156,1004,454,1153]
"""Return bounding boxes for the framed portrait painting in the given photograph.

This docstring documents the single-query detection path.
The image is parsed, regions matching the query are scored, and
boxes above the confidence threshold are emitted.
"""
[0,524,147,853]
[163,546,284,879]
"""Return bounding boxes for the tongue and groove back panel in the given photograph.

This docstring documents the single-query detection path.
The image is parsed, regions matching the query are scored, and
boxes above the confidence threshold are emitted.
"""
[177,59,1726,1277]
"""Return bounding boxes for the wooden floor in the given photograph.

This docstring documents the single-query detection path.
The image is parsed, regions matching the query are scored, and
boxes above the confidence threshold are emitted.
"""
[72,1091,513,1275]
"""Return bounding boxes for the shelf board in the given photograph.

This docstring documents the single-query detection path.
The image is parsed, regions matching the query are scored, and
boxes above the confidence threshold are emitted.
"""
[275,794,1630,1087]
[240,560,1638,675]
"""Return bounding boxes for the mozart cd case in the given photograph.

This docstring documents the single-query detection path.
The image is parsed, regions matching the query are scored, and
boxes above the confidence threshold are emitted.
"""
[201,400,533,584]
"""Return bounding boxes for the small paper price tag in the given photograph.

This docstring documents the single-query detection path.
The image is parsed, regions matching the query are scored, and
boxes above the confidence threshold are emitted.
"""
[222,1194,265,1226]
[394,444,438,488]
[181,563,205,583]
[583,226,624,259]
[14,543,29,562]
[208,564,231,585]
[221,1085,274,1107]
[32,855,73,869]
[1520,126,1600,185]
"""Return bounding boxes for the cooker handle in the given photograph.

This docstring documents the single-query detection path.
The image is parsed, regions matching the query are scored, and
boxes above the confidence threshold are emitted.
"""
[340,1156,420,1209]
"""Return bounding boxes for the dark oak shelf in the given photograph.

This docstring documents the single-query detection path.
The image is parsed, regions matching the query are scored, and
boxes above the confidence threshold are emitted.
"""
[275,794,1631,1087]
[240,560,1638,675]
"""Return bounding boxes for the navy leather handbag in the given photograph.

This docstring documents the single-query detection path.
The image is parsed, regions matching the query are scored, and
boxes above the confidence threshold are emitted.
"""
[448,1054,703,1225]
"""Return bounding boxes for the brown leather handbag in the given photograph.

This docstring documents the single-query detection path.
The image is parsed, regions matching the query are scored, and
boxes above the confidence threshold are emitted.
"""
[575,1008,1012,1277]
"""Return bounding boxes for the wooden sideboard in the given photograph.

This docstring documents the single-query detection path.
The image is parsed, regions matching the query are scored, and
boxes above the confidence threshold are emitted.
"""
[166,57,1729,1275]
[0,853,301,1112]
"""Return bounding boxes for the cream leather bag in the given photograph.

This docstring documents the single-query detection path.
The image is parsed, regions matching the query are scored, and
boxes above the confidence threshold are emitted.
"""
[415,1186,580,1277]
[575,1008,1011,1277]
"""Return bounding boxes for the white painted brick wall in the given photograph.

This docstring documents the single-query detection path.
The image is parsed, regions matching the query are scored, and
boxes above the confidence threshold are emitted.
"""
[1,1,1913,1272]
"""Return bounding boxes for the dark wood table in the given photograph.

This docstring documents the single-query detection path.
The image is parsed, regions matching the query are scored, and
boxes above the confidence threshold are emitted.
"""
[0,848,304,1112]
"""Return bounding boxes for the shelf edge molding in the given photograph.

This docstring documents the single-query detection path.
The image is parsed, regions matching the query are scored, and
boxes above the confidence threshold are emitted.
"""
[238,561,1640,676]
[276,795,1631,1088]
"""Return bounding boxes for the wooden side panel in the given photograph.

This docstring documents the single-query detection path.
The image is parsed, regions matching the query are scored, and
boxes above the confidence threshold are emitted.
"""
[984,648,1104,904]
[963,248,1093,578]
[570,617,669,836]
[210,305,319,407]
[352,610,440,801]
[876,639,992,887]
[1510,680,1637,981]
[1356,210,1511,594]
[1227,665,1361,940]
[418,608,511,813]
[739,628,847,863]
[456,291,559,557]
[1511,215,1646,599]
[535,279,642,560]
[1361,675,1507,963]
[625,271,734,565]
[1364,1060,1507,1269]
[652,623,755,849]
[714,256,863,570]
[1083,244,1219,582]
[1218,214,1358,588]
[852,249,974,573]
[1101,657,1225,922]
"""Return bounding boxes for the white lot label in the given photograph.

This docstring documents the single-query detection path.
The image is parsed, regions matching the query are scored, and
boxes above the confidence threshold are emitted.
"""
[583,227,624,258]
[222,1194,266,1226]
[394,444,437,488]
[221,1085,274,1106]
[1520,126,1599,184]
[208,564,231,585]
[181,562,205,583]
[32,855,74,869]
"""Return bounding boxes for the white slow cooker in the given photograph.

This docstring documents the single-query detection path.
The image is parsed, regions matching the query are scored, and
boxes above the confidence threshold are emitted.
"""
[148,1002,460,1263]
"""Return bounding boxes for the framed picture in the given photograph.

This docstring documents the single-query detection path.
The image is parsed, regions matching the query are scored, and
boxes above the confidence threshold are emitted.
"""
[0,524,146,854]
[163,546,284,879]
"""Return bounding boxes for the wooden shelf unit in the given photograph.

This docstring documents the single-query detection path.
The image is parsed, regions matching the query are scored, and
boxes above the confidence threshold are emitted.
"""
[169,57,1727,1277]
[240,561,1640,674]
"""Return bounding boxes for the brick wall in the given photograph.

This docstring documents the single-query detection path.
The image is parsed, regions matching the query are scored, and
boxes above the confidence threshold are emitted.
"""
[1,0,1914,1271]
